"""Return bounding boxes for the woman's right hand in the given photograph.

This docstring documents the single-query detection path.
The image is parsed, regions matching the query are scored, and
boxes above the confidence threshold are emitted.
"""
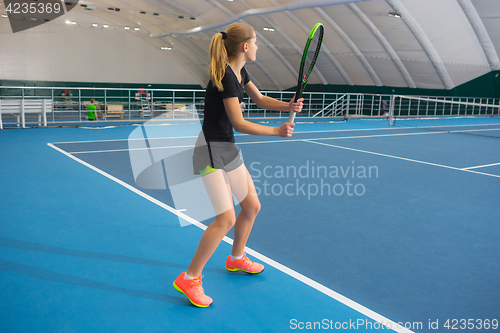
[275,122,295,137]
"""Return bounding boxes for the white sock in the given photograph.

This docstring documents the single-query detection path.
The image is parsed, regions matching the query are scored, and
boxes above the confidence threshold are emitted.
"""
[230,254,243,261]
[184,272,196,280]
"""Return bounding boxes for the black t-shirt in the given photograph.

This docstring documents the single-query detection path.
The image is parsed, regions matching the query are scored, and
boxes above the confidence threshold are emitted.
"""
[202,66,250,142]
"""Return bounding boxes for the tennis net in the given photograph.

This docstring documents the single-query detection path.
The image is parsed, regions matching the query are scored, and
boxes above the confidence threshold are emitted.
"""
[387,95,500,138]
[388,95,500,123]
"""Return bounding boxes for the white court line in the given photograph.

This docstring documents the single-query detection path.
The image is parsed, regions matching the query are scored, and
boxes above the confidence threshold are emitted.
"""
[72,145,195,155]
[63,125,500,154]
[69,123,500,154]
[47,142,413,333]
[462,162,500,170]
[52,121,500,145]
[303,140,500,179]
[54,135,200,145]
[52,126,403,145]
[448,128,500,133]
[65,130,500,180]
[69,130,445,154]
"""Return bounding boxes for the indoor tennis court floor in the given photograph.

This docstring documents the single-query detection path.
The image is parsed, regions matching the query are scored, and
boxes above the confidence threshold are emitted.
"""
[1,117,499,332]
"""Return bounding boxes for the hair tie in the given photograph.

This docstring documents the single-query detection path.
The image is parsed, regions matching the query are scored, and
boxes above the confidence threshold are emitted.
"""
[220,31,227,40]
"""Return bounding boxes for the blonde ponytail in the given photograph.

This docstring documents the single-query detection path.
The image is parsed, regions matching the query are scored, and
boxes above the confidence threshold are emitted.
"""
[209,33,228,92]
[209,22,255,92]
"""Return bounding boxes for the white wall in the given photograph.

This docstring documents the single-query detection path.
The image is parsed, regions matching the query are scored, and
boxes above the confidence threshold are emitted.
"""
[0,18,200,85]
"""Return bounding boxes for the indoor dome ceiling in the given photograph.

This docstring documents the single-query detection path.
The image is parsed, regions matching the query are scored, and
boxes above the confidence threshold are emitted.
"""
[3,0,500,91]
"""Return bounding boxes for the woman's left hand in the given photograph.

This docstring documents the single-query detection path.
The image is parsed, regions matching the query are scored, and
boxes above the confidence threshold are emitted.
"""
[289,97,304,113]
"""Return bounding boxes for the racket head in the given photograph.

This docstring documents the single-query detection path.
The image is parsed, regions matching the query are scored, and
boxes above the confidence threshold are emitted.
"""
[302,24,324,83]
[289,23,324,123]
[294,23,324,102]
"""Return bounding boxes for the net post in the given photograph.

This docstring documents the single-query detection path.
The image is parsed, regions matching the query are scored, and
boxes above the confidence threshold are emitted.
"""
[171,91,175,119]
[128,90,131,120]
[193,91,196,119]
[78,89,81,122]
[347,94,350,117]
[51,88,54,123]
[104,89,107,121]
[151,90,155,119]
[388,95,396,126]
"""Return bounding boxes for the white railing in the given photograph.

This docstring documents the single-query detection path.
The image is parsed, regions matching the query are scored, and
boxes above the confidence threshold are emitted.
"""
[0,99,51,129]
[313,94,347,118]
[0,86,498,128]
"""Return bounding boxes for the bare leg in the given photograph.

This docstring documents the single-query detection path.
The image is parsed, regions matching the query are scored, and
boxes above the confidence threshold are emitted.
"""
[226,165,261,257]
[186,170,235,277]
[185,210,236,277]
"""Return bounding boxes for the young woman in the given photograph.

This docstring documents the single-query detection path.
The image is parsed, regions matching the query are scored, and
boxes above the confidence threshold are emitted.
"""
[173,22,304,307]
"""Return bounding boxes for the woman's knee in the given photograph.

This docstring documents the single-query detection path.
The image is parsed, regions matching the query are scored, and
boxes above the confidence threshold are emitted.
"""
[214,211,236,230]
[242,197,261,218]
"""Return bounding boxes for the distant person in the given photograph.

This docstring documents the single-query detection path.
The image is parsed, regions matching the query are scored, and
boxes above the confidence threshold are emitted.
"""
[62,89,72,98]
[87,99,98,121]
[380,99,388,117]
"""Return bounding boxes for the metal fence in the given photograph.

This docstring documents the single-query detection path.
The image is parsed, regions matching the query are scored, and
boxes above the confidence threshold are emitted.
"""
[1,86,499,127]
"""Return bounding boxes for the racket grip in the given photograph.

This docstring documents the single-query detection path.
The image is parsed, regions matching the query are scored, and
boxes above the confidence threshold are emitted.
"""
[288,111,296,123]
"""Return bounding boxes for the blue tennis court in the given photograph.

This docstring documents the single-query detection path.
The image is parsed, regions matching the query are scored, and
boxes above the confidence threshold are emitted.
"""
[1,117,499,332]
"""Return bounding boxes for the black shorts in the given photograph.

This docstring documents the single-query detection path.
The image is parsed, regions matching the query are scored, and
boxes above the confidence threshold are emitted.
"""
[192,134,243,175]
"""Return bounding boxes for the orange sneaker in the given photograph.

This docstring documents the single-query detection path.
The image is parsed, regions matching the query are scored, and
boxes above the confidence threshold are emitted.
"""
[225,252,265,274]
[173,272,213,308]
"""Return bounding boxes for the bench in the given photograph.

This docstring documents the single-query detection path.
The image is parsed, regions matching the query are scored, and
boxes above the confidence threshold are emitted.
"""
[164,104,186,111]
[102,104,124,119]
[82,101,125,119]
[160,104,193,118]
[0,99,51,129]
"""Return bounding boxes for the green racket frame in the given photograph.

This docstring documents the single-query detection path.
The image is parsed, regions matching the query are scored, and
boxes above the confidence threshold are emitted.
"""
[288,23,324,123]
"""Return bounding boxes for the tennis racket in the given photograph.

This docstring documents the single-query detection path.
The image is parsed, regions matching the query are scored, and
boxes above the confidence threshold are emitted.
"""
[288,23,324,123]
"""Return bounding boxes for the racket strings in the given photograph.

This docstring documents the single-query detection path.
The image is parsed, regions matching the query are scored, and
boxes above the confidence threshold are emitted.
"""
[303,30,323,81]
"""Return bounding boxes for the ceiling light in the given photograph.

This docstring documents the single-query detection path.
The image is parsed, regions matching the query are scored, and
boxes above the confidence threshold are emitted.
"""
[103,24,109,28]
[161,47,172,50]
[263,27,274,31]
[388,11,401,18]
[2,14,8,18]
[135,27,140,31]
[124,26,130,30]
[70,21,76,25]
[30,17,37,21]
[65,20,71,24]
[92,23,98,27]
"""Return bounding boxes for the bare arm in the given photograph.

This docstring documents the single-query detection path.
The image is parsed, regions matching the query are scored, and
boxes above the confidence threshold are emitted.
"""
[224,97,294,137]
[244,81,303,113]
